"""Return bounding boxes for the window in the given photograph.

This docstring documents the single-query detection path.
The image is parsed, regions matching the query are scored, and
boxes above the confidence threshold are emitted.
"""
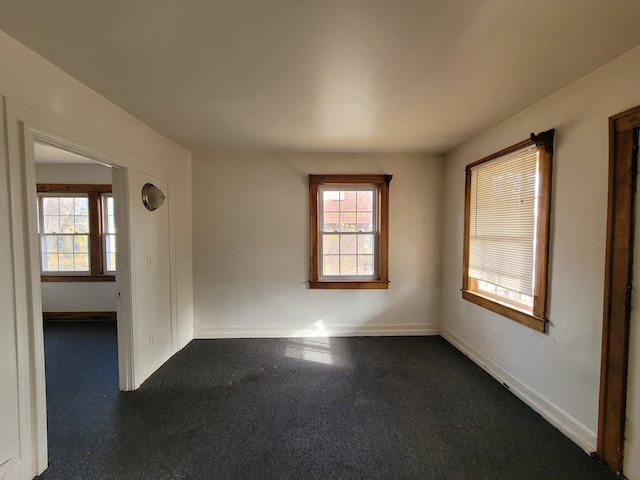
[462,130,554,332]
[37,184,115,282]
[309,174,391,289]
[102,193,116,272]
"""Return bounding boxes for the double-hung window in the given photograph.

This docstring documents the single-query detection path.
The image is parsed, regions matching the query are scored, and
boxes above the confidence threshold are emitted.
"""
[462,130,553,332]
[309,174,391,289]
[37,184,115,281]
[102,193,116,273]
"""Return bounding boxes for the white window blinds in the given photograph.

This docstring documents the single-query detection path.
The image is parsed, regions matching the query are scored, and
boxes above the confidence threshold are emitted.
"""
[468,145,538,297]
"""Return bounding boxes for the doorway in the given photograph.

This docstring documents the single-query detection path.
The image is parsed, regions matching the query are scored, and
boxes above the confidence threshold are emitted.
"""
[33,141,123,475]
[6,109,137,477]
[598,105,640,478]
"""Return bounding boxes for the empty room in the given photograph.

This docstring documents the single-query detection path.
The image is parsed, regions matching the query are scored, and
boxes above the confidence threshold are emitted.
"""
[1,1,640,479]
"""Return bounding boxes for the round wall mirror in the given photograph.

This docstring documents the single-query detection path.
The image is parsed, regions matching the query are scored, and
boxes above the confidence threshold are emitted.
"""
[142,183,166,211]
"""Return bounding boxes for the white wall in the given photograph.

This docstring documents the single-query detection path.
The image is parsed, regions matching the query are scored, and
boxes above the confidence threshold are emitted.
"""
[0,29,192,479]
[36,163,116,313]
[35,163,113,184]
[441,45,640,452]
[193,152,442,338]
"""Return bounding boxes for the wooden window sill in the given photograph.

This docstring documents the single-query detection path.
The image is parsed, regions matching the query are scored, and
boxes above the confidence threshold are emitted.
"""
[310,280,389,290]
[41,275,116,282]
[461,289,545,332]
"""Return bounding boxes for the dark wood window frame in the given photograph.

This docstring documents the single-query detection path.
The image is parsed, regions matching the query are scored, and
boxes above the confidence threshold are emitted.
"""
[462,130,554,332]
[37,183,115,282]
[309,174,391,289]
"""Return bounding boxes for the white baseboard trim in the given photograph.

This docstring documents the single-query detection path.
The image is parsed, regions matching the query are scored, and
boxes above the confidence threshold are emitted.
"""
[441,326,597,453]
[195,323,440,339]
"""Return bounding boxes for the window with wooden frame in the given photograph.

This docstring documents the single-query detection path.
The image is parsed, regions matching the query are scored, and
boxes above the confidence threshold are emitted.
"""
[309,174,391,289]
[37,184,115,282]
[462,130,554,332]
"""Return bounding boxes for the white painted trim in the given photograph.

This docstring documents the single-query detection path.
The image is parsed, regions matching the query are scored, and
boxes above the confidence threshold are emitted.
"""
[4,99,141,476]
[195,323,440,339]
[112,167,136,391]
[440,326,597,453]
[0,458,17,480]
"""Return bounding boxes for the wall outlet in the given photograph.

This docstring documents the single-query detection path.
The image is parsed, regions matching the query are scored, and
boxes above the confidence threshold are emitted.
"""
[149,333,155,346]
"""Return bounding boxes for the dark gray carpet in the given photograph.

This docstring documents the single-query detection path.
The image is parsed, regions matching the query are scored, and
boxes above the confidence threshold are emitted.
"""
[38,322,616,480]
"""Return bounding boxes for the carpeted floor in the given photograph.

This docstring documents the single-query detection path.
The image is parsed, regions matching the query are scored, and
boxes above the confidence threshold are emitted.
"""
[38,321,617,480]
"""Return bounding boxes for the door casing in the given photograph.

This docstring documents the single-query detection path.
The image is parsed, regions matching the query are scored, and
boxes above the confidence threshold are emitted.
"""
[598,104,640,474]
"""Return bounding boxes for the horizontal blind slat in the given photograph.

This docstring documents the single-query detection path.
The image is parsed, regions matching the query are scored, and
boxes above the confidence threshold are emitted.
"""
[469,145,538,297]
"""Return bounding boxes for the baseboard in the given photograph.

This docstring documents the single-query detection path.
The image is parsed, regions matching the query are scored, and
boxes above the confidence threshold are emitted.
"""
[195,323,440,339]
[440,326,597,453]
[43,311,117,321]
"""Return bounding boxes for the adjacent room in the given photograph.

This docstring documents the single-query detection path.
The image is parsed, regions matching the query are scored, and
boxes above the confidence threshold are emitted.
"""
[1,1,640,479]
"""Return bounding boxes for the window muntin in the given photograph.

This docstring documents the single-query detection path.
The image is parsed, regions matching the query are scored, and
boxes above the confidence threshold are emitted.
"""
[319,187,377,279]
[462,131,553,332]
[37,184,115,281]
[39,194,90,272]
[309,174,391,289]
[468,145,538,310]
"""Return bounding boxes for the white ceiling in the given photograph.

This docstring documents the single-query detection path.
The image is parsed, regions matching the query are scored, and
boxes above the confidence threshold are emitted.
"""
[1,0,640,154]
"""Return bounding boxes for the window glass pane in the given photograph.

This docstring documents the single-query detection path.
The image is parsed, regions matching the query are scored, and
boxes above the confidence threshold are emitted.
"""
[357,191,373,211]
[59,236,74,253]
[59,197,75,215]
[341,234,357,254]
[319,187,379,278]
[340,191,357,212]
[322,191,340,231]
[75,215,89,233]
[58,253,75,271]
[358,255,374,275]
[74,253,89,271]
[339,212,357,232]
[42,197,59,215]
[101,194,117,272]
[43,215,60,233]
[41,236,56,254]
[59,215,75,233]
[339,255,357,275]
[40,234,89,272]
[74,235,89,253]
[103,195,116,234]
[322,234,339,255]
[74,197,88,216]
[39,194,96,272]
[106,253,116,272]
[358,234,374,254]
[105,233,116,271]
[42,253,58,271]
[323,254,339,276]
[357,212,373,232]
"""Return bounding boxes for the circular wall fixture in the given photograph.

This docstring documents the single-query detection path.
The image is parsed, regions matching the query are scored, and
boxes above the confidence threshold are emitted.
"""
[142,183,166,211]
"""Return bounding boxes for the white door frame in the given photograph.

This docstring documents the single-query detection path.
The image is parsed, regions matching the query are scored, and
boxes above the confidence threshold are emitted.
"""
[5,100,136,477]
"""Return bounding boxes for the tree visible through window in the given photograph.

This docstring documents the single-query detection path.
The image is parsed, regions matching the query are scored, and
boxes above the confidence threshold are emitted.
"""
[39,195,90,272]
[309,174,391,289]
[37,184,115,281]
